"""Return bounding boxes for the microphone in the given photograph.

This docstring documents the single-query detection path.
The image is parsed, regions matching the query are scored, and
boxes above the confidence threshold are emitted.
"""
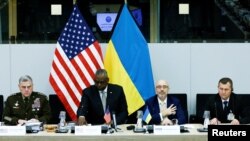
[57,111,68,133]
[134,110,146,133]
[112,111,117,131]
[136,110,143,128]
[197,110,210,132]
[203,110,210,129]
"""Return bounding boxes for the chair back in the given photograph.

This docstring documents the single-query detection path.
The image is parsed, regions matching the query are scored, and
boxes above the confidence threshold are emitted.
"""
[49,94,71,124]
[0,95,3,121]
[170,93,188,122]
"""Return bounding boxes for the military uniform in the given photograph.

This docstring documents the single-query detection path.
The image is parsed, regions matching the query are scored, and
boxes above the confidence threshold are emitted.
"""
[3,91,52,125]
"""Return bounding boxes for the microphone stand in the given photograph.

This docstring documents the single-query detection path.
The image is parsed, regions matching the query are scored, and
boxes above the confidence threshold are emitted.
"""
[134,110,146,133]
[111,112,121,132]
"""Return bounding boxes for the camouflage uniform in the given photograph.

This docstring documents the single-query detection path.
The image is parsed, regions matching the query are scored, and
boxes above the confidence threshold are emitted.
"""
[3,91,51,125]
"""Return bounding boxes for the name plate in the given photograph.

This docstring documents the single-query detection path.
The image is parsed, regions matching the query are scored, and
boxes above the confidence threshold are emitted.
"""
[75,126,101,135]
[154,125,180,135]
[0,126,26,135]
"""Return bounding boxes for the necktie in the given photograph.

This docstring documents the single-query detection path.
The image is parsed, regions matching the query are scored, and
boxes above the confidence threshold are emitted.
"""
[223,101,228,110]
[24,97,29,108]
[101,91,106,112]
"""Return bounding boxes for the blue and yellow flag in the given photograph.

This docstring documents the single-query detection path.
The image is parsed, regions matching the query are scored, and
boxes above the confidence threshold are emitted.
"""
[104,4,155,115]
[142,107,152,124]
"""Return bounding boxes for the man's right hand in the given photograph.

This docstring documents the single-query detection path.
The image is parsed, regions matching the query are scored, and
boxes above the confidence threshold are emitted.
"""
[77,116,87,125]
[161,104,177,117]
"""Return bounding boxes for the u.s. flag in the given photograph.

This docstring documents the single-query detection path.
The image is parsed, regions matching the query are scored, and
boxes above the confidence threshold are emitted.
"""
[49,5,104,121]
[104,106,111,123]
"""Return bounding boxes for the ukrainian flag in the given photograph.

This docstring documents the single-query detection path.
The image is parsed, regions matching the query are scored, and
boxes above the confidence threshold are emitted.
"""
[104,4,155,115]
[142,107,152,124]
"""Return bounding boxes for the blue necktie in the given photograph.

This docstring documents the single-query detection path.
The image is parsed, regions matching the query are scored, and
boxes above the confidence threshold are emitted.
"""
[223,101,228,110]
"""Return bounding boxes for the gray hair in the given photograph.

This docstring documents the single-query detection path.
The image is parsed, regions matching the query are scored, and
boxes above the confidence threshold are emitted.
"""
[95,69,108,78]
[19,75,33,84]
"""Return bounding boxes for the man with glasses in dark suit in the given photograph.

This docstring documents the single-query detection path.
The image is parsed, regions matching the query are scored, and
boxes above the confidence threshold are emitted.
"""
[145,80,187,125]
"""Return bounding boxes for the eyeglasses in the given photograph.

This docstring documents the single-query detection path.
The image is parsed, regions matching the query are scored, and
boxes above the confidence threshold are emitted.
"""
[94,80,106,84]
[156,85,168,89]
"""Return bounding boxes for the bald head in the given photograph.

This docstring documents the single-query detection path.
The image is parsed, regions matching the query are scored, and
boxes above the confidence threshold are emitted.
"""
[155,80,169,101]
[156,80,169,87]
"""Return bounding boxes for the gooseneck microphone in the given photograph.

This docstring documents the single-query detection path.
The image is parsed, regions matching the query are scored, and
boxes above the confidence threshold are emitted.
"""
[112,111,117,132]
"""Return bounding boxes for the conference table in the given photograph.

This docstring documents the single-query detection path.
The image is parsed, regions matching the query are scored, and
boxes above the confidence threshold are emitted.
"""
[0,124,207,141]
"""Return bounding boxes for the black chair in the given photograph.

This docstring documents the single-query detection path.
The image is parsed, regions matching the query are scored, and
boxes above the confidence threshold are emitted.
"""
[238,94,250,108]
[0,95,3,121]
[195,94,215,123]
[48,94,72,124]
[171,93,188,123]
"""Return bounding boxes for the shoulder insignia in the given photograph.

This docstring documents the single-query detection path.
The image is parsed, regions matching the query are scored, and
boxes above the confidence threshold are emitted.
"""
[9,92,21,97]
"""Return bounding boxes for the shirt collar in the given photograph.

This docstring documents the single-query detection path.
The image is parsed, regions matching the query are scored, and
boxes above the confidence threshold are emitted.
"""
[221,98,229,103]
[157,97,167,105]
[99,86,108,94]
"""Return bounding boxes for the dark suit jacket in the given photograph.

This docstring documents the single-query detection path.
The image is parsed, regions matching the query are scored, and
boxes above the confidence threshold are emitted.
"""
[204,93,244,123]
[145,95,187,125]
[3,92,52,125]
[77,84,128,125]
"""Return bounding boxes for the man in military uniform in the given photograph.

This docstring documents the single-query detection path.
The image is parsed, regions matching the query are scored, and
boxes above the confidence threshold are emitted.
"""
[3,75,52,125]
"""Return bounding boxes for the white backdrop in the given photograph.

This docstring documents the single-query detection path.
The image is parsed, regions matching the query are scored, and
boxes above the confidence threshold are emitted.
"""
[1,43,250,115]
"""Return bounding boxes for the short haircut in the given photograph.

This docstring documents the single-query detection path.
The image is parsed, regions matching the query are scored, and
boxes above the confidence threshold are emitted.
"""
[218,77,233,91]
[95,69,108,78]
[19,75,33,84]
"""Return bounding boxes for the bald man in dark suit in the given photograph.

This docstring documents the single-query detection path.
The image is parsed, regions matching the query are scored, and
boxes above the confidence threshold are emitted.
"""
[77,69,128,125]
[145,80,187,125]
